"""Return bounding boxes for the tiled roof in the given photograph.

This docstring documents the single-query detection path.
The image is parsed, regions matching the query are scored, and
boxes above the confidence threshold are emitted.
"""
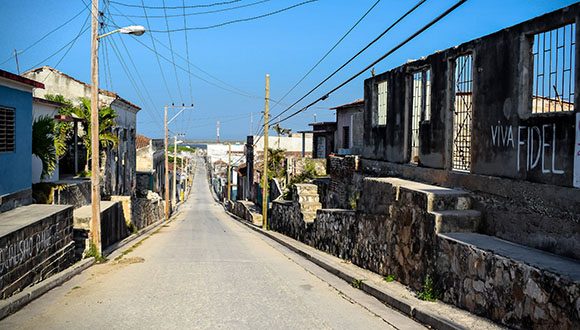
[136,134,151,149]
[0,69,44,88]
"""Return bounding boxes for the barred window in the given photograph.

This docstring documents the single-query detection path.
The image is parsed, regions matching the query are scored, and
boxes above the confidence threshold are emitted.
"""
[0,107,15,152]
[532,23,576,113]
[376,80,388,126]
[410,69,432,163]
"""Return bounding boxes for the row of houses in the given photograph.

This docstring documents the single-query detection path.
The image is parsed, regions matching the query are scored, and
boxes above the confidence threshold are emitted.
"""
[0,65,180,299]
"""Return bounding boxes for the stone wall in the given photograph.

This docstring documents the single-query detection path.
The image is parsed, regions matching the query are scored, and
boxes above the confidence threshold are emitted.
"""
[53,180,91,209]
[325,155,363,210]
[73,201,128,256]
[437,234,580,329]
[270,178,580,329]
[0,205,75,299]
[132,195,164,230]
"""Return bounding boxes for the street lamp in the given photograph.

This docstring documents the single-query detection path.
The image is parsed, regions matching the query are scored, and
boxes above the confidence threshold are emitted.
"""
[90,0,145,255]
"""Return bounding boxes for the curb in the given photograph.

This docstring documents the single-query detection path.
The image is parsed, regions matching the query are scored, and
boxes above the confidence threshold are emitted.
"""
[0,257,94,320]
[224,208,500,330]
[0,201,185,321]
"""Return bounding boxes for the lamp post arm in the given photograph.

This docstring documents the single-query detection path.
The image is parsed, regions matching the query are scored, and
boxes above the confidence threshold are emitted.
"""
[97,29,120,40]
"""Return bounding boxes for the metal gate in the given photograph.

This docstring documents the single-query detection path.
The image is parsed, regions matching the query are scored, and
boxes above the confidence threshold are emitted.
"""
[452,54,473,172]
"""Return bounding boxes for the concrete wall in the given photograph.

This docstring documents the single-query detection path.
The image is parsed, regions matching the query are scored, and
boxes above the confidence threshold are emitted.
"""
[0,85,33,200]
[335,106,363,154]
[362,5,580,188]
[0,205,75,299]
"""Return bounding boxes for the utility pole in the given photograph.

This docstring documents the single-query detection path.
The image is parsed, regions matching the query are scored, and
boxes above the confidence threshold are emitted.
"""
[227,143,232,200]
[164,105,170,221]
[13,49,20,74]
[262,74,270,230]
[173,135,178,206]
[90,0,102,254]
[164,104,194,219]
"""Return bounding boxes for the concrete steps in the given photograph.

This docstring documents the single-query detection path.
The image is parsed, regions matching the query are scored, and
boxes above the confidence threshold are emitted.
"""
[432,209,481,233]
[294,184,322,223]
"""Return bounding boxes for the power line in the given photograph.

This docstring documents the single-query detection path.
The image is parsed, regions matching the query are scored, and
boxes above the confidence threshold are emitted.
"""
[110,0,241,10]
[269,0,429,123]
[182,0,194,101]
[140,0,174,102]
[111,0,271,19]
[274,0,468,125]
[0,5,88,66]
[162,0,185,102]
[148,0,318,33]
[270,0,382,113]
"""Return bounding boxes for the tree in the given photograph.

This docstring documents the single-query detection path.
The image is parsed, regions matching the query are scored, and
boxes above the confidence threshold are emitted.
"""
[32,115,57,179]
[44,94,75,159]
[267,148,286,180]
[74,98,118,171]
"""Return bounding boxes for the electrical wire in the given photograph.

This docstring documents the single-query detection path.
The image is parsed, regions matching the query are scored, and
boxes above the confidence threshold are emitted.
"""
[274,0,468,125]
[148,0,318,33]
[0,5,88,66]
[162,0,185,102]
[140,0,174,102]
[269,0,429,123]
[26,24,91,71]
[110,0,241,10]
[270,0,382,113]
[111,0,271,19]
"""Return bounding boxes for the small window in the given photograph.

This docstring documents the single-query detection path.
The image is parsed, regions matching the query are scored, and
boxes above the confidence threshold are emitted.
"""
[376,80,388,126]
[532,23,576,113]
[0,107,15,152]
[342,126,350,149]
[410,69,432,163]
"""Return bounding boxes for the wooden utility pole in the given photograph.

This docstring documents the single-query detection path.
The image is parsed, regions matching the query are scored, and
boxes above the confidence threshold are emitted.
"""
[173,136,178,205]
[164,105,170,221]
[90,0,102,254]
[227,143,232,200]
[262,74,270,230]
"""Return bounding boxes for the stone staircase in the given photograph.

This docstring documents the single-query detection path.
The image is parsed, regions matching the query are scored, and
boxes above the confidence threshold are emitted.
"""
[293,184,322,223]
[376,177,481,233]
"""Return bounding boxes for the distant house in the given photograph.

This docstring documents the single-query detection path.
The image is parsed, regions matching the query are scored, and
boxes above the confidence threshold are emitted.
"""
[330,99,364,155]
[23,66,141,197]
[0,69,44,212]
[302,122,336,159]
[135,134,165,196]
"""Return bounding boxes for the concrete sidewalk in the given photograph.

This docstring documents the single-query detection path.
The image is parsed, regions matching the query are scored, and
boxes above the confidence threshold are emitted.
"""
[225,210,503,330]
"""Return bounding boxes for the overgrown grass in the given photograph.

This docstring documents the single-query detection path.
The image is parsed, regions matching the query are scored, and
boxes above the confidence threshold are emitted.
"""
[351,278,365,289]
[85,242,107,263]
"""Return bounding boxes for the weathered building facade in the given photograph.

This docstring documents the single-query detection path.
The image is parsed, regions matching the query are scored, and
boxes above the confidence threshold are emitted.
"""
[23,66,140,197]
[362,5,580,259]
[331,99,364,155]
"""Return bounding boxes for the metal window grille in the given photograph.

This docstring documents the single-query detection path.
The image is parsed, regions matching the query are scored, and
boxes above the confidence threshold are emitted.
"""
[532,23,576,113]
[425,69,432,120]
[411,72,423,163]
[452,54,473,172]
[377,80,388,126]
[0,107,15,152]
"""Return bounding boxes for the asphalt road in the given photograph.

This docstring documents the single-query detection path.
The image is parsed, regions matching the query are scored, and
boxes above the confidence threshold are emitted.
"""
[1,158,423,329]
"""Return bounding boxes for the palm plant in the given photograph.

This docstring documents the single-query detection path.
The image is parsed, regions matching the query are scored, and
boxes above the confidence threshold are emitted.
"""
[74,97,118,171]
[32,115,57,179]
[45,94,74,158]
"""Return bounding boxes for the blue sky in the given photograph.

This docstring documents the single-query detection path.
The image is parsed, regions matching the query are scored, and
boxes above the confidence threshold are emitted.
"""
[0,0,576,140]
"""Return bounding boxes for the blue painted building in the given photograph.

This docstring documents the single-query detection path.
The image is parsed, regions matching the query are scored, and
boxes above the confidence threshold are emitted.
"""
[0,69,44,212]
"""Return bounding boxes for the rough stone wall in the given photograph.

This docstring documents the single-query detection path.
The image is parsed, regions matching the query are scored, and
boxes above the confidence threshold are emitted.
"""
[437,235,580,329]
[132,196,164,230]
[0,206,75,299]
[269,177,580,328]
[326,155,363,210]
[361,158,580,260]
[53,180,91,209]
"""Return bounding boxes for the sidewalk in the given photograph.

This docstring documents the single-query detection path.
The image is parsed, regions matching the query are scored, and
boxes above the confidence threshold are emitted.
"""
[225,209,503,330]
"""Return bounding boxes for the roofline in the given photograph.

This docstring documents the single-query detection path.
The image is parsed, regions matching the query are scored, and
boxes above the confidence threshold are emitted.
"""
[24,66,140,110]
[0,69,44,89]
[33,96,65,107]
[308,121,337,126]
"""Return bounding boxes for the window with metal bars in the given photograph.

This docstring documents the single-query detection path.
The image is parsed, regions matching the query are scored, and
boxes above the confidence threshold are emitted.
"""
[0,107,15,152]
[410,69,432,163]
[532,23,576,113]
[452,54,473,172]
[375,80,388,126]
